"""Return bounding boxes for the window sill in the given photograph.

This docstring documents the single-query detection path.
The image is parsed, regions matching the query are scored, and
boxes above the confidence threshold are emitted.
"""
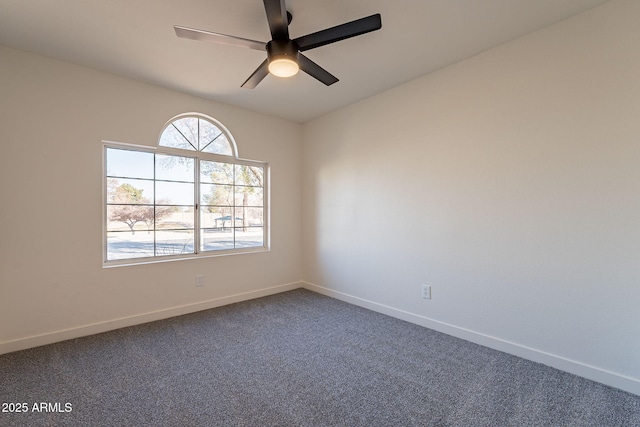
[102,247,270,268]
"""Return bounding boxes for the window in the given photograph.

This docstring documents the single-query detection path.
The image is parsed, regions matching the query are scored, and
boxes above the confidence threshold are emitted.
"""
[104,114,268,264]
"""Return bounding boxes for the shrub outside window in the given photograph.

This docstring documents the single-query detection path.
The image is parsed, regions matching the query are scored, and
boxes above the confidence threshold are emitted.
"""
[104,114,268,264]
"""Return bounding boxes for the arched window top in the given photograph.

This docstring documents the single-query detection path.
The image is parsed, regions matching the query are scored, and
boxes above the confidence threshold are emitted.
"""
[158,113,237,157]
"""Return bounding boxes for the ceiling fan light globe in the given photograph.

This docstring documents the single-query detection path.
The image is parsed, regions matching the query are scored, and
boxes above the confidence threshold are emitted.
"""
[268,58,299,78]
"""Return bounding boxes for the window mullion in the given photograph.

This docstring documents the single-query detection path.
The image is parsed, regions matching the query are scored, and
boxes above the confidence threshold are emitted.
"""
[194,158,201,254]
[172,123,197,151]
[200,132,223,153]
[232,164,236,249]
[153,153,157,257]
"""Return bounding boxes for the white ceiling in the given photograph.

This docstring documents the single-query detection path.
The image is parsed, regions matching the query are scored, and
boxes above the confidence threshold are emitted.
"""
[0,0,610,123]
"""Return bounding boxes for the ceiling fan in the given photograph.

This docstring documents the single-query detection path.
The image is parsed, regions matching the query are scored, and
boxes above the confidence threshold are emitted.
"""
[174,0,382,89]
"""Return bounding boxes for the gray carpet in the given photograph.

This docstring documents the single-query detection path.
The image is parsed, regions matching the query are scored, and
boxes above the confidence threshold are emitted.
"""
[1,289,639,426]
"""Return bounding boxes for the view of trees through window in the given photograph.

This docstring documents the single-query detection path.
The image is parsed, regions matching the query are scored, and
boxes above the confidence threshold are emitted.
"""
[104,114,266,263]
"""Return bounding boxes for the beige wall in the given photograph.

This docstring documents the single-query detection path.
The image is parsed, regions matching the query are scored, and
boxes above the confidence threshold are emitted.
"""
[0,45,303,351]
[302,0,640,395]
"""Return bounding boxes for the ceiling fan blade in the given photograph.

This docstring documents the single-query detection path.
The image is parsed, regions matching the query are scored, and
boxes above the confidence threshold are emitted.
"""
[298,54,339,86]
[294,13,382,52]
[263,0,289,40]
[241,59,270,89]
[174,26,266,51]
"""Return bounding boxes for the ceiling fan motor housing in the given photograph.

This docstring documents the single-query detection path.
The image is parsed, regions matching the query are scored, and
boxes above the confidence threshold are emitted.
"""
[267,39,300,64]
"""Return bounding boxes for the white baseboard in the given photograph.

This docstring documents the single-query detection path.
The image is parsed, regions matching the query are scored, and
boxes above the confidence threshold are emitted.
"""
[0,281,302,356]
[302,281,640,397]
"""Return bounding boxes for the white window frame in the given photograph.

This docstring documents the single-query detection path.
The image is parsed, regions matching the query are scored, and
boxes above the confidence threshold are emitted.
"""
[102,114,269,267]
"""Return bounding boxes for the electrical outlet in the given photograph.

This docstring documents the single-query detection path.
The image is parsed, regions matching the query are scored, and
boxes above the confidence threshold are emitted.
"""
[195,274,204,287]
[421,284,431,299]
